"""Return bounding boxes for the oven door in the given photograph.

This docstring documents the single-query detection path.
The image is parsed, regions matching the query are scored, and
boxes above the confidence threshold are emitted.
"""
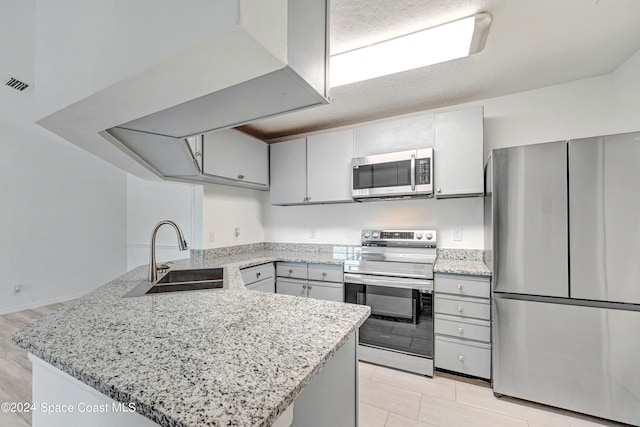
[344,273,433,359]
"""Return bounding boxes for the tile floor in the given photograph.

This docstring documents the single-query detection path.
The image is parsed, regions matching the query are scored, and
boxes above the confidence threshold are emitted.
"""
[0,303,632,427]
[358,362,629,427]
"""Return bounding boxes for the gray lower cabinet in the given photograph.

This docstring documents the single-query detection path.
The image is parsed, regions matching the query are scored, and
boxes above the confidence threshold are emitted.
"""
[276,262,344,302]
[241,263,275,293]
[434,274,491,379]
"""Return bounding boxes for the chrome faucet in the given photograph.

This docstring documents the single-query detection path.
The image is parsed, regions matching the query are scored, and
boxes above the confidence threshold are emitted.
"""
[149,220,188,282]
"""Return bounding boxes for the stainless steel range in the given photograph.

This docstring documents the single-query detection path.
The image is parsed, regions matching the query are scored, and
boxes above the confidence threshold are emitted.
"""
[344,229,436,376]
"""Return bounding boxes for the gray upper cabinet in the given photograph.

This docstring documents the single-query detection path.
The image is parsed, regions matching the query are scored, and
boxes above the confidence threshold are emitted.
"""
[270,131,354,205]
[353,113,435,157]
[434,106,484,198]
[270,138,307,205]
[307,130,354,203]
[202,129,269,189]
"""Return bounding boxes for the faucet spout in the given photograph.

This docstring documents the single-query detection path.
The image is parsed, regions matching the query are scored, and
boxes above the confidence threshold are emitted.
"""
[149,220,188,283]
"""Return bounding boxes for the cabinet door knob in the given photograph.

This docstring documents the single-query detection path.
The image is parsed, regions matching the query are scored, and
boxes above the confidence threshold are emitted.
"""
[302,284,307,289]
[238,174,244,180]
[322,272,327,278]
[457,284,464,291]
[289,269,293,274]
[458,355,465,362]
[458,327,464,334]
[256,272,261,278]
[307,284,312,289]
[437,187,442,193]
[457,306,464,313]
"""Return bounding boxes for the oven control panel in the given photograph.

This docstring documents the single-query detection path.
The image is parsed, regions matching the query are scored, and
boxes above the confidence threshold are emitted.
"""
[361,229,437,247]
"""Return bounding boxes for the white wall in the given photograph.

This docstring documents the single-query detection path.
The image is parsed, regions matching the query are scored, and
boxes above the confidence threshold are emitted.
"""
[0,124,127,314]
[126,176,202,270]
[262,48,640,249]
[264,197,484,248]
[202,183,265,249]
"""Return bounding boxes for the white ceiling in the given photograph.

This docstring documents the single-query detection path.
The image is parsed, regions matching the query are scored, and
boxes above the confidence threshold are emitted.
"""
[239,0,640,141]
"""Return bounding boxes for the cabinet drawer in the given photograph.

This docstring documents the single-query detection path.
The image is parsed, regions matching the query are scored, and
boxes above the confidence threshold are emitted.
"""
[435,295,490,320]
[308,264,343,283]
[241,263,275,286]
[435,314,490,342]
[246,277,275,293]
[276,262,308,279]
[435,336,491,379]
[435,274,490,298]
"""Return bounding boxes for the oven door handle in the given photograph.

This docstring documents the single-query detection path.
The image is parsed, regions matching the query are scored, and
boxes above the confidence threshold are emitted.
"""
[344,273,432,293]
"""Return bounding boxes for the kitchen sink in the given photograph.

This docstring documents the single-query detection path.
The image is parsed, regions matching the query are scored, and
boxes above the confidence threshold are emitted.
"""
[123,268,227,297]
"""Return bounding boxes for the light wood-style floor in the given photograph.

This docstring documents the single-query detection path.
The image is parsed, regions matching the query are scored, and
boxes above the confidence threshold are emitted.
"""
[0,303,630,427]
[0,303,67,427]
[358,362,628,427]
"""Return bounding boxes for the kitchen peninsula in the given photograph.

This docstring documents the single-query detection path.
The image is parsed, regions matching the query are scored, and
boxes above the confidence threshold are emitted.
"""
[13,244,370,427]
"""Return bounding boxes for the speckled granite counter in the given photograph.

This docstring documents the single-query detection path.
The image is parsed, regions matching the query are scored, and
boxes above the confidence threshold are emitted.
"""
[434,249,492,277]
[13,244,370,427]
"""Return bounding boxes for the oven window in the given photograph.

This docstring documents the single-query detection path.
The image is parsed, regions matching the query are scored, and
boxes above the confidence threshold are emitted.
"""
[345,283,433,358]
[353,160,412,189]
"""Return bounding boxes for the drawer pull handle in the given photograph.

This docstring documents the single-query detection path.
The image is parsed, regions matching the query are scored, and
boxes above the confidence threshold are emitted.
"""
[458,327,464,334]
[457,306,464,313]
[458,355,465,362]
[457,284,464,291]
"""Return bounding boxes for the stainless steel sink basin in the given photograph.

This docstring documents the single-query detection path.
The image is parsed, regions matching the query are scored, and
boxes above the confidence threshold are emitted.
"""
[156,268,223,284]
[124,268,227,297]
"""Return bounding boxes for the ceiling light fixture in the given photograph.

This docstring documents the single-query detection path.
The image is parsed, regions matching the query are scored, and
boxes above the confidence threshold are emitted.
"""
[330,12,492,88]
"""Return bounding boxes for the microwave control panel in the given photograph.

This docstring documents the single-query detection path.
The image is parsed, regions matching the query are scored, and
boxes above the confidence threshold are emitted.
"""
[417,158,431,185]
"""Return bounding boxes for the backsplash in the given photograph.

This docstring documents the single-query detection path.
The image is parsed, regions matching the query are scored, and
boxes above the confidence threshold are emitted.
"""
[192,242,484,263]
[191,242,361,263]
[436,248,484,261]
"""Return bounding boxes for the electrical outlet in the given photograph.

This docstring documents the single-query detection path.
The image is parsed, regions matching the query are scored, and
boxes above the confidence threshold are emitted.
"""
[233,227,240,241]
[310,228,317,239]
[453,227,463,242]
[208,231,216,242]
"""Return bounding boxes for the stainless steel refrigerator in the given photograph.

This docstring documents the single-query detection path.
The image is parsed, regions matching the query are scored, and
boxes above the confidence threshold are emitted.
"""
[485,132,640,425]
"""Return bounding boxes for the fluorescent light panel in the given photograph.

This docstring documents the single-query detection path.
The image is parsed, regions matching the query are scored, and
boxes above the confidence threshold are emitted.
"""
[330,13,491,87]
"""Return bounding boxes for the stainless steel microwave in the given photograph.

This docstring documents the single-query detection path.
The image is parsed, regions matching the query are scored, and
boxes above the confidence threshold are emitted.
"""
[352,148,433,200]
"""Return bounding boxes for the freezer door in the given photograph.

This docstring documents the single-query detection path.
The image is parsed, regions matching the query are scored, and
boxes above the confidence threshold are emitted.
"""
[493,297,640,425]
[569,132,640,304]
[492,142,569,297]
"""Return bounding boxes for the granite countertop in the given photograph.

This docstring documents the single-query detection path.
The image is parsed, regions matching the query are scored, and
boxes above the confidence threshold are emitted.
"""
[13,245,370,427]
[434,249,492,277]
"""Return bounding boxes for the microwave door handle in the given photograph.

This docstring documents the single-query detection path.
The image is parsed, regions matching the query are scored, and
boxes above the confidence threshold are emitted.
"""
[410,154,416,191]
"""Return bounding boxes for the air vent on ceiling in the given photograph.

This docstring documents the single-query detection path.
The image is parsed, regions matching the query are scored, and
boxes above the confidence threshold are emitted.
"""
[3,76,32,92]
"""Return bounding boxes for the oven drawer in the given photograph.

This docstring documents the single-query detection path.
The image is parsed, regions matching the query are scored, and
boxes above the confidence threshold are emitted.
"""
[308,264,343,283]
[276,262,308,279]
[241,263,275,286]
[435,295,490,320]
[435,274,490,299]
[434,314,490,342]
[435,336,491,379]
